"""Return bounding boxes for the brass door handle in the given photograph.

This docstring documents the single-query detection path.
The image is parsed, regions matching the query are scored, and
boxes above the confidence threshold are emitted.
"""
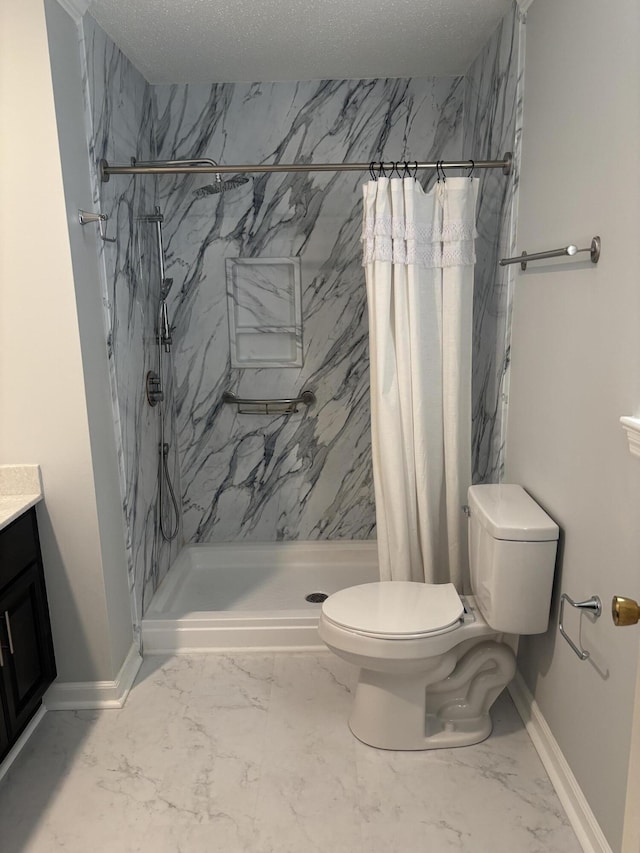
[612,596,640,626]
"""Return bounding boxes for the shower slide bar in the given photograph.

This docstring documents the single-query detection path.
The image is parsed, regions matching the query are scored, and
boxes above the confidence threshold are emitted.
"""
[99,153,512,182]
[500,236,601,271]
[223,389,316,415]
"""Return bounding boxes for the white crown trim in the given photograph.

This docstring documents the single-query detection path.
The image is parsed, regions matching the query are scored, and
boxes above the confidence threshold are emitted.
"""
[54,0,90,23]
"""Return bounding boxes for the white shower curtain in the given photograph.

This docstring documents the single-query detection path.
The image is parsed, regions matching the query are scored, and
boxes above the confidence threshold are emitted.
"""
[362,176,479,589]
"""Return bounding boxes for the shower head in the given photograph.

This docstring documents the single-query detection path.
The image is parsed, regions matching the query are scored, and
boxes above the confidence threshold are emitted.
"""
[194,175,251,197]
[222,176,251,190]
[129,157,250,195]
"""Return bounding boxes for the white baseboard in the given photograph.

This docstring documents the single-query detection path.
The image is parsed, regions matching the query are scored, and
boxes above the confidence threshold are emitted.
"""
[508,671,613,853]
[0,705,47,784]
[44,643,142,710]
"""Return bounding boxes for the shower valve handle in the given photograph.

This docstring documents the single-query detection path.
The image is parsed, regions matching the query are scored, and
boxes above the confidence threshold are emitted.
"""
[146,371,164,406]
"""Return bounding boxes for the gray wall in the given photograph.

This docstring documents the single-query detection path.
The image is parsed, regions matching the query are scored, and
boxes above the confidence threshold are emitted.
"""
[506,0,640,847]
[0,0,133,684]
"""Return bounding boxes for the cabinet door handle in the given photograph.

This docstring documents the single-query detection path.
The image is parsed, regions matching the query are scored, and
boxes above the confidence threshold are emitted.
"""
[5,612,14,655]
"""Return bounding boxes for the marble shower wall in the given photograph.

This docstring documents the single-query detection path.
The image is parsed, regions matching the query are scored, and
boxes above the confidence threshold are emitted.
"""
[81,15,181,627]
[153,79,465,542]
[76,6,523,617]
[463,2,525,483]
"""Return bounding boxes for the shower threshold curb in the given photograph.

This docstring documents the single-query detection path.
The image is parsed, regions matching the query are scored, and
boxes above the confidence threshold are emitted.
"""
[141,612,326,654]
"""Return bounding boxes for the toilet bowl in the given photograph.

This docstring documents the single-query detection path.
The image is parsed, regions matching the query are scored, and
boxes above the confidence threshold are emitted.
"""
[319,484,559,750]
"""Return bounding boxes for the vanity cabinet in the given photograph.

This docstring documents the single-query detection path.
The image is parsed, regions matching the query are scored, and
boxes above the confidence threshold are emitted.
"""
[0,507,56,761]
[0,689,8,758]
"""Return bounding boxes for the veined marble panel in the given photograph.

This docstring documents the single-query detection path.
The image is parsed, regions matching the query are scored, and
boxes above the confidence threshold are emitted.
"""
[463,2,525,483]
[81,15,181,625]
[153,78,465,542]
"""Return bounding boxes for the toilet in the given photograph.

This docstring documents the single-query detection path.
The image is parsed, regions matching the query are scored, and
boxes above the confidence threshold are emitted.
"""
[319,484,559,750]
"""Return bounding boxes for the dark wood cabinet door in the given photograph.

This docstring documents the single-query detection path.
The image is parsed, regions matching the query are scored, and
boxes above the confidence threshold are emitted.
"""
[0,685,9,761]
[0,562,56,741]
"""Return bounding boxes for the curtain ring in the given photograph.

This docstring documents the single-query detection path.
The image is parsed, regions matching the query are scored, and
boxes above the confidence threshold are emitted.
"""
[436,161,441,183]
[402,161,411,178]
[467,159,475,179]
[369,161,377,181]
[440,161,447,183]
[390,161,401,178]
[377,161,387,178]
[412,161,418,180]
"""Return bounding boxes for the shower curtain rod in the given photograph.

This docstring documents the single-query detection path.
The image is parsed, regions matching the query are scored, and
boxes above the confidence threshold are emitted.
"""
[99,152,512,182]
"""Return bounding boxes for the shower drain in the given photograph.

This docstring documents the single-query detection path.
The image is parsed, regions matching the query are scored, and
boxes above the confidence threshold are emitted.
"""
[305,592,328,603]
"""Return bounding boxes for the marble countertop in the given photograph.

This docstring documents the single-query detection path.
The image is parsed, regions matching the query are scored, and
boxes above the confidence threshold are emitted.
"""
[0,465,43,532]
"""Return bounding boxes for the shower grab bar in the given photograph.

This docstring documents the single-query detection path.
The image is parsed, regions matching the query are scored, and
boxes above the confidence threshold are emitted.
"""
[500,236,600,271]
[559,593,602,661]
[223,389,316,415]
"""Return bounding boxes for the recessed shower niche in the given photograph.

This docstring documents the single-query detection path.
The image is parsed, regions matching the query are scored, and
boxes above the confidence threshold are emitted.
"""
[225,256,303,367]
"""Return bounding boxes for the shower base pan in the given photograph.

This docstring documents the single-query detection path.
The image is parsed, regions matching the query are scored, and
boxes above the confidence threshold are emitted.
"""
[142,541,378,653]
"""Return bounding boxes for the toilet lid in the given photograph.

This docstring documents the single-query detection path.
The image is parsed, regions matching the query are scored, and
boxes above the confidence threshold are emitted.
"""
[321,582,464,639]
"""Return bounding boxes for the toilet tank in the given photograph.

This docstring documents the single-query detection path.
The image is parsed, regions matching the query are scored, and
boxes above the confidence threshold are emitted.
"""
[467,485,559,635]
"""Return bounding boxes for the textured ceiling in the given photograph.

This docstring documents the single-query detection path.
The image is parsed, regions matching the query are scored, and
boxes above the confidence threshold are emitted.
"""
[87,0,513,84]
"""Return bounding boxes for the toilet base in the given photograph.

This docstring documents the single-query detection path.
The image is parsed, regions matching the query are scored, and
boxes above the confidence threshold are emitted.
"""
[348,641,516,751]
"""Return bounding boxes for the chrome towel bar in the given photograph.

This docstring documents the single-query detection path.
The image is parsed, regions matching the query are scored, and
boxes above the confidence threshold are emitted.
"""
[223,389,316,415]
[559,593,602,660]
[500,236,600,271]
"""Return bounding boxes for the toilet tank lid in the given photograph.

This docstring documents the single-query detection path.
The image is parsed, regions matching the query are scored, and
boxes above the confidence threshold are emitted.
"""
[468,484,559,542]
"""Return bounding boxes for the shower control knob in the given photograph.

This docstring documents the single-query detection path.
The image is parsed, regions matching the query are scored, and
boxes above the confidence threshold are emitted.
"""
[146,371,164,407]
[612,596,640,626]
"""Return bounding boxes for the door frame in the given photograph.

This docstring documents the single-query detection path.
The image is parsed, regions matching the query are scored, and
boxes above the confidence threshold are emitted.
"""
[622,635,640,851]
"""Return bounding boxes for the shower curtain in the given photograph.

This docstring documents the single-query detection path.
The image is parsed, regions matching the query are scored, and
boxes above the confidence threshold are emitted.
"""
[363,176,479,589]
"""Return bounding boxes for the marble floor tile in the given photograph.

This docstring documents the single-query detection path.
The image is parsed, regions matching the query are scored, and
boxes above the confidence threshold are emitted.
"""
[0,652,581,853]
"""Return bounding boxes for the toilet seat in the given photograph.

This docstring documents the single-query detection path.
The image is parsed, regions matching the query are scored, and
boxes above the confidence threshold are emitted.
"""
[321,581,464,639]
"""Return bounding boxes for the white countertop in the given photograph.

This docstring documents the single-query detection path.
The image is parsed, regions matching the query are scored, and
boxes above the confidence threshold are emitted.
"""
[0,465,43,532]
